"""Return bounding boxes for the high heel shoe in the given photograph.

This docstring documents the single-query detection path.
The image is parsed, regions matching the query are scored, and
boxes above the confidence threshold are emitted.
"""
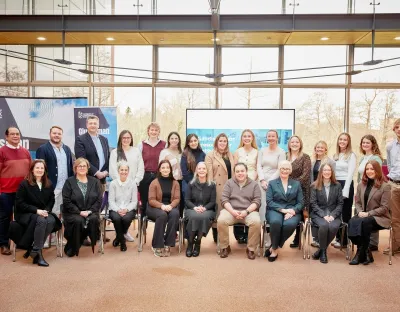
[36,250,49,267]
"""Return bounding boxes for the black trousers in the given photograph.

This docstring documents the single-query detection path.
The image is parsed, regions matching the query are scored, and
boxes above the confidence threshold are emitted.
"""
[336,180,354,244]
[267,210,301,249]
[147,207,179,249]
[348,216,383,247]
[138,172,157,218]
[312,217,341,249]
[109,210,136,243]
[33,215,56,250]
[0,192,15,247]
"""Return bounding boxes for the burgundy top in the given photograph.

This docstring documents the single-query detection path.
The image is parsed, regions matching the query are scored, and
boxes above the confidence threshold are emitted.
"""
[142,140,166,172]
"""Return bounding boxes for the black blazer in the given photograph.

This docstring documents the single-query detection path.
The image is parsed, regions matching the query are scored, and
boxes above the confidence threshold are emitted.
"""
[185,181,216,211]
[36,141,74,187]
[15,180,56,225]
[310,182,343,219]
[74,132,110,183]
[62,176,102,215]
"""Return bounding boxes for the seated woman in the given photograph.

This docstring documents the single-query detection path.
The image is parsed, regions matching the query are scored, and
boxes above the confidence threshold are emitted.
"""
[348,160,390,265]
[15,159,62,267]
[185,162,216,257]
[108,161,137,252]
[266,160,304,262]
[310,163,343,264]
[62,158,102,257]
[147,160,180,257]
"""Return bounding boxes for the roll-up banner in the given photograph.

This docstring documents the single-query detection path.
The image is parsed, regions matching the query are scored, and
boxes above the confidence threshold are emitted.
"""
[0,97,88,158]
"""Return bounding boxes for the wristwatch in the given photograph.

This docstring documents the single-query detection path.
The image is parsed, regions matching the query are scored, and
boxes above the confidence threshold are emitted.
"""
[245,209,250,215]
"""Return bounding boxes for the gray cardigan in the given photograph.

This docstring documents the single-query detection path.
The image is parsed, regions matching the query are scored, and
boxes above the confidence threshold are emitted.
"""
[108,179,138,212]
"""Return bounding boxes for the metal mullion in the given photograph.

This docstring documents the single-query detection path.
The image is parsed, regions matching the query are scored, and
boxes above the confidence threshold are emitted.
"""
[87,44,93,106]
[152,45,158,121]
[278,45,284,109]
[344,44,354,132]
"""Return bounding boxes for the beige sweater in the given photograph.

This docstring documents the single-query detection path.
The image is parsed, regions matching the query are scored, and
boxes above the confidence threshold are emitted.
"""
[221,178,261,211]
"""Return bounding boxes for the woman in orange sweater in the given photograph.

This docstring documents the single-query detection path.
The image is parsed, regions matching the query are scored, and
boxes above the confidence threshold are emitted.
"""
[147,160,180,257]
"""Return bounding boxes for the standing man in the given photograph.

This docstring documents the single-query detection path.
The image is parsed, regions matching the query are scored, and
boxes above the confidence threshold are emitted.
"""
[74,115,110,190]
[385,118,400,255]
[36,126,74,217]
[0,127,31,255]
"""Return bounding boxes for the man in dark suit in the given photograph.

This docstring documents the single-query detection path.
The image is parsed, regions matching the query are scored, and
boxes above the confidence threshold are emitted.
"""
[36,126,74,218]
[74,115,110,188]
[74,115,110,245]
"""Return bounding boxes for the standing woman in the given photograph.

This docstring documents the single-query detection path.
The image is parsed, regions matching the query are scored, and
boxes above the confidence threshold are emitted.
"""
[332,132,357,248]
[180,134,206,197]
[185,162,216,257]
[205,133,234,242]
[257,130,286,223]
[348,160,390,265]
[15,159,62,267]
[62,158,102,257]
[287,135,311,248]
[357,134,383,251]
[311,140,336,182]
[233,129,259,243]
[147,160,180,257]
[138,122,166,217]
[159,132,183,216]
[109,130,144,185]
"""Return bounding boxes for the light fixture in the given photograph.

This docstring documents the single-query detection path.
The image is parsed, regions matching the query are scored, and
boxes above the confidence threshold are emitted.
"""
[345,70,362,76]
[106,37,115,41]
[77,69,94,74]
[320,37,330,41]
[160,38,165,42]
[37,37,46,41]
[363,59,383,66]
[395,36,400,40]
[211,38,220,42]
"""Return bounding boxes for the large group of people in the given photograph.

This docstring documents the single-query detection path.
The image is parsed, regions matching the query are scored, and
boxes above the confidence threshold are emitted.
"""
[1,115,399,267]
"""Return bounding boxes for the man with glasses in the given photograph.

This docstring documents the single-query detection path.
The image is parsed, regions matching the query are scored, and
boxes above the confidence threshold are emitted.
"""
[0,127,31,255]
[36,126,74,245]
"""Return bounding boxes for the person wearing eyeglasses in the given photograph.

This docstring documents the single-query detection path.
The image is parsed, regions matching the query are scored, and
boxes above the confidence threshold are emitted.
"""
[265,160,304,262]
[62,158,102,257]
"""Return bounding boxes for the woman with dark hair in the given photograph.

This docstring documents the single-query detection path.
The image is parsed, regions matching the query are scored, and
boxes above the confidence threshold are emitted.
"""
[287,135,311,248]
[147,160,180,257]
[332,132,356,248]
[180,134,206,196]
[15,159,62,266]
[62,158,102,257]
[310,163,343,264]
[205,133,234,242]
[185,162,216,257]
[348,160,390,265]
[110,130,144,185]
[159,131,183,215]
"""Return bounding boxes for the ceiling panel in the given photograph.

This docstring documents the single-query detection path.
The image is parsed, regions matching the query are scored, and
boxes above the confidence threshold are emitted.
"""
[356,31,400,45]
[67,32,149,45]
[0,32,63,44]
[140,32,214,45]
[286,31,369,45]
[218,32,290,45]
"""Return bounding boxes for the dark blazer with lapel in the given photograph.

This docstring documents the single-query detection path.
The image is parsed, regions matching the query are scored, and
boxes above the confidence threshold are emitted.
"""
[310,182,343,220]
[74,132,110,183]
[266,178,304,218]
[62,176,102,216]
[355,181,391,228]
[36,141,74,187]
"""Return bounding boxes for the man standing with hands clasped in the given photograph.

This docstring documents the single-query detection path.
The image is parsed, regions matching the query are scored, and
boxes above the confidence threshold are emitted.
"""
[217,162,261,260]
[75,115,110,245]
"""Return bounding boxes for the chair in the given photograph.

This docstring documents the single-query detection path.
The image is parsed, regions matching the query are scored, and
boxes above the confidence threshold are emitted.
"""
[261,220,305,258]
[303,219,350,260]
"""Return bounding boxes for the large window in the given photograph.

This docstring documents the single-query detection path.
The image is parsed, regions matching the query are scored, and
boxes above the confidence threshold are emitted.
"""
[222,47,279,83]
[220,0,282,14]
[156,88,216,141]
[156,0,211,14]
[0,45,28,82]
[35,47,87,81]
[33,0,91,14]
[286,0,348,14]
[283,88,345,154]
[352,0,400,13]
[219,88,279,109]
[158,48,213,83]
[33,87,89,98]
[114,0,152,14]
[353,47,400,83]
[349,89,400,159]
[0,86,28,97]
[284,46,348,84]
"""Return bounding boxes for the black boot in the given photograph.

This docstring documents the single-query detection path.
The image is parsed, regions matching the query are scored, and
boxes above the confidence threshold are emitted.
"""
[311,249,321,260]
[192,241,201,257]
[23,246,32,259]
[120,241,127,252]
[36,250,49,267]
[212,228,218,244]
[186,231,196,257]
[349,246,364,265]
[363,247,374,265]
[320,249,328,264]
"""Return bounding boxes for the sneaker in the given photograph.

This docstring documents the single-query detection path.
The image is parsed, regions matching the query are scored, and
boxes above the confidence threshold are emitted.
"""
[311,240,320,248]
[164,246,171,257]
[332,241,346,249]
[152,247,164,257]
[44,237,50,248]
[124,232,135,242]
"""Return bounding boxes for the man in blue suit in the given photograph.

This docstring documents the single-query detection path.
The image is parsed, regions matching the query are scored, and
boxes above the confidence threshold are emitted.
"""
[36,126,74,218]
